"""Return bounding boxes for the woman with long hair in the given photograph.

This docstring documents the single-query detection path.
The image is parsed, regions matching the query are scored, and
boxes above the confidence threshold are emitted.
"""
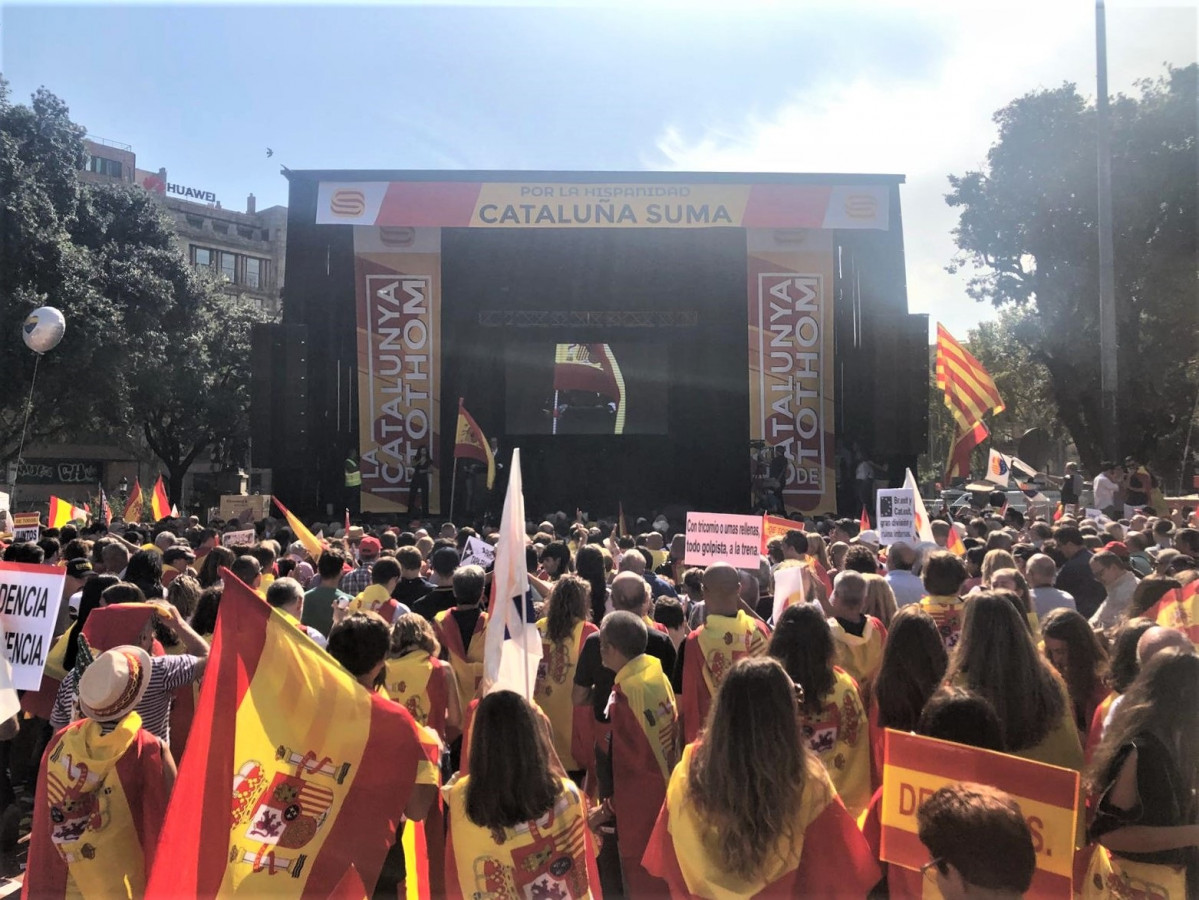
[189,586,223,639]
[990,566,1039,633]
[197,545,235,588]
[1041,608,1109,737]
[1087,650,1199,898]
[868,606,949,785]
[1084,618,1156,756]
[384,613,461,741]
[980,549,1018,590]
[444,691,599,897]
[768,604,871,817]
[945,592,1083,770]
[534,575,598,780]
[124,550,165,600]
[575,544,608,626]
[642,657,880,896]
[861,573,898,629]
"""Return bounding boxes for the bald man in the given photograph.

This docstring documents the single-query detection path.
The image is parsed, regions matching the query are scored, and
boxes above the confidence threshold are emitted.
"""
[676,562,770,744]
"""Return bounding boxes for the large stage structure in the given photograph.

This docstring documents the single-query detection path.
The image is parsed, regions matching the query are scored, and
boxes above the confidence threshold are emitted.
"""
[261,172,928,521]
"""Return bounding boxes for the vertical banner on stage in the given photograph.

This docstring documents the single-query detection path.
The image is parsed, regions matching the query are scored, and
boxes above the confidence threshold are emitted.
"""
[353,227,442,514]
[747,230,836,515]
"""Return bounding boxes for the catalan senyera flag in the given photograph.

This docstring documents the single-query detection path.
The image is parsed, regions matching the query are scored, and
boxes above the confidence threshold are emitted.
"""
[553,343,626,434]
[935,324,1005,431]
[879,729,1078,899]
[453,399,496,490]
[946,420,989,483]
[48,496,88,528]
[272,497,325,560]
[150,475,170,522]
[145,572,441,897]
[124,478,143,523]
[1145,579,1199,643]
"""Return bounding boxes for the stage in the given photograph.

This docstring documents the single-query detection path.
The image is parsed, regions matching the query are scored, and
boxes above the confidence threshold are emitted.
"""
[260,172,927,523]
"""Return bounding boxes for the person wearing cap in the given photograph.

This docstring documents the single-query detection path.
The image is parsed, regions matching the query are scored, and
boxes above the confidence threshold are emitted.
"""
[342,534,380,597]
[50,602,208,743]
[884,539,924,608]
[27,646,176,898]
[285,540,316,588]
[160,544,196,590]
[1088,549,1141,629]
[63,557,96,621]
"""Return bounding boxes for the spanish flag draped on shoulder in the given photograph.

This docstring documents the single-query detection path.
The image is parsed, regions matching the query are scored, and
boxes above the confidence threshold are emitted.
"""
[145,572,439,896]
[484,447,542,700]
[454,399,496,490]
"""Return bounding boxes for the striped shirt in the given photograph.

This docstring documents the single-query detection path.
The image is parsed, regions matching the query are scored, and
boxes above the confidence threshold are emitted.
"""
[50,654,202,741]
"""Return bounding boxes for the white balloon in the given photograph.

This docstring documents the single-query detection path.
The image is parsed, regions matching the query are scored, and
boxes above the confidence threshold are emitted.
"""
[22,306,66,354]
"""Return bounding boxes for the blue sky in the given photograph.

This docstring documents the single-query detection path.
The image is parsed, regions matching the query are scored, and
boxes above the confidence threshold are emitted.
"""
[3,1,1195,338]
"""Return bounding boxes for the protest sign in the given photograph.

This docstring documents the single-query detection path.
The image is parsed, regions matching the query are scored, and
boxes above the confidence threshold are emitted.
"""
[222,528,257,547]
[12,512,40,545]
[461,535,496,569]
[684,512,762,568]
[0,561,67,690]
[759,514,801,553]
[875,489,916,545]
[880,729,1078,899]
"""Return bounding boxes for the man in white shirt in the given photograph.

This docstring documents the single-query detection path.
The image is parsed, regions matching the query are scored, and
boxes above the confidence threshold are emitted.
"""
[885,540,925,607]
[1092,462,1122,516]
[1087,549,1139,629]
[1025,554,1076,617]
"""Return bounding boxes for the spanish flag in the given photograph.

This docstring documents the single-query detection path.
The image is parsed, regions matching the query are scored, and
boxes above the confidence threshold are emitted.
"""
[124,478,143,523]
[946,525,967,556]
[453,399,495,490]
[48,496,88,528]
[145,573,440,896]
[1145,579,1199,644]
[150,475,171,521]
[272,496,325,560]
[553,343,626,434]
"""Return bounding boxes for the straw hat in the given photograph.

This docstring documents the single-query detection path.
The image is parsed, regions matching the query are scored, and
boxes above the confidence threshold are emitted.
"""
[78,646,152,723]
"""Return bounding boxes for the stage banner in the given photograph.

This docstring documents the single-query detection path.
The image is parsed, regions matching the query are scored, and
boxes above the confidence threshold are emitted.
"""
[353,227,442,515]
[747,229,836,515]
[880,729,1079,899]
[318,181,890,231]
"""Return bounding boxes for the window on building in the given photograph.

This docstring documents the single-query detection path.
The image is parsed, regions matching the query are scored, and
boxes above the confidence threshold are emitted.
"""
[219,252,237,282]
[185,215,205,229]
[86,155,123,178]
[260,229,271,240]
[212,222,229,235]
[244,257,264,290]
[237,226,254,239]
[192,247,213,269]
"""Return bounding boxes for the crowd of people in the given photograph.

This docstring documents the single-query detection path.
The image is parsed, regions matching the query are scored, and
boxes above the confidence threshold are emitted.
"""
[2,494,1197,898]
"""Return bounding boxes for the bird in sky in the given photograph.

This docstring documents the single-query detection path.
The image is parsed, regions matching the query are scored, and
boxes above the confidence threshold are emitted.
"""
[266,147,274,158]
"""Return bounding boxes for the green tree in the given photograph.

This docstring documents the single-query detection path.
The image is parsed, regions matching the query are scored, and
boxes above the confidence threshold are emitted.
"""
[0,77,267,504]
[946,65,1198,480]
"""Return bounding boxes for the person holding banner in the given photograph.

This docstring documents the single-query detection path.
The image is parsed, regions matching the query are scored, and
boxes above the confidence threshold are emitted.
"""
[641,657,880,897]
[769,604,871,817]
[1087,648,1199,898]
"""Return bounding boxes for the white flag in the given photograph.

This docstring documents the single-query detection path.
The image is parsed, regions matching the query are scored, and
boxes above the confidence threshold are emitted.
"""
[903,469,936,545]
[985,449,1011,486]
[772,564,806,626]
[483,448,542,700]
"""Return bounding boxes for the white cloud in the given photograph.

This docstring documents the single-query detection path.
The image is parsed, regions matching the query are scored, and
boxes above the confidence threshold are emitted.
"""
[649,2,1196,340]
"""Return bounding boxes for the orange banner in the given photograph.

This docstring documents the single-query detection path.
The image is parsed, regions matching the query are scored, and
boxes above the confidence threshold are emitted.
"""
[759,514,801,553]
[353,227,442,514]
[879,730,1078,898]
[747,230,836,515]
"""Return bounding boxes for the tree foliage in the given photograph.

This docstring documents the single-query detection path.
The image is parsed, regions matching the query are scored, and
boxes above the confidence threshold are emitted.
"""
[0,77,267,501]
[947,65,1198,479]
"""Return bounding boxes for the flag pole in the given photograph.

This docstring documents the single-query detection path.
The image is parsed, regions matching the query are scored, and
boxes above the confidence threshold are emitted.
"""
[552,389,559,435]
[449,458,458,524]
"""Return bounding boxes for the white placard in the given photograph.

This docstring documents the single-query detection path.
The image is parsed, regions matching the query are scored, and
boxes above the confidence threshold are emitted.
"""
[684,512,763,568]
[876,488,917,546]
[0,561,67,690]
[12,512,40,545]
[222,528,257,547]
[461,536,496,569]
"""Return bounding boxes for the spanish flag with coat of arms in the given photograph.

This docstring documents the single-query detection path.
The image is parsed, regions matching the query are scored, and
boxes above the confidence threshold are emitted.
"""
[145,572,440,896]
[454,399,495,490]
